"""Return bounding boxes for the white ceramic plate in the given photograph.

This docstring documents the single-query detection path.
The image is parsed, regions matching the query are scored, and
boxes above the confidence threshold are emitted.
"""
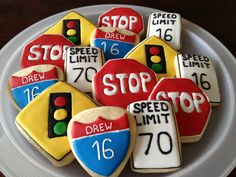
[0,4,236,177]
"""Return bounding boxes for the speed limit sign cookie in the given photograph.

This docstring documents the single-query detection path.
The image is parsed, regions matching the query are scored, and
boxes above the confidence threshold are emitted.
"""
[147,12,182,50]
[65,47,104,93]
[128,100,181,173]
[175,53,221,106]
[149,78,211,143]
[67,106,136,177]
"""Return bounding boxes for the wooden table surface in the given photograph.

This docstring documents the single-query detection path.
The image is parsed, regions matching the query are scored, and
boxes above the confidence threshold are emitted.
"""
[0,0,235,177]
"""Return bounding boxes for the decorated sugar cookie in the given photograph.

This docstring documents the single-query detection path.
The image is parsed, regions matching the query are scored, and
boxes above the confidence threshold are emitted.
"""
[8,65,64,110]
[124,36,178,80]
[44,11,96,46]
[149,78,211,143]
[90,27,140,61]
[128,100,181,173]
[98,7,144,36]
[65,47,104,93]
[67,106,136,177]
[147,12,182,50]
[92,59,157,108]
[20,34,75,71]
[175,53,221,106]
[15,81,97,167]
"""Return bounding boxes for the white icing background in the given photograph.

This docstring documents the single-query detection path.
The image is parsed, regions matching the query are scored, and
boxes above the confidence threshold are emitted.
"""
[0,4,235,177]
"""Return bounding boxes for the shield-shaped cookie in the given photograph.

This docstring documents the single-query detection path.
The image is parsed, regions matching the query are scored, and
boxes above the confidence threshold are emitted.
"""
[68,106,136,177]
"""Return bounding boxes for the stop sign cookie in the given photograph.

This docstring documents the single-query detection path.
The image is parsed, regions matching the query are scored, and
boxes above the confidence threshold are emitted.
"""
[149,78,211,143]
[98,7,144,36]
[92,59,157,108]
[20,34,75,71]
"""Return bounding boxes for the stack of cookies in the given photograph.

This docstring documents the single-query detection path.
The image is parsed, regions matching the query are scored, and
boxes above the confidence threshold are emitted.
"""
[8,7,220,177]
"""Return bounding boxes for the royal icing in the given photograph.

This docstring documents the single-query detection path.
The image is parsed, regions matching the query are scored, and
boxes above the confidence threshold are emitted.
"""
[65,47,104,93]
[128,100,181,172]
[175,53,221,106]
[92,59,157,108]
[124,36,178,80]
[15,81,97,166]
[44,11,96,46]
[71,115,129,176]
[98,7,144,36]
[9,65,63,110]
[147,12,182,50]
[149,78,211,143]
[91,27,139,61]
[67,106,136,177]
[20,34,75,71]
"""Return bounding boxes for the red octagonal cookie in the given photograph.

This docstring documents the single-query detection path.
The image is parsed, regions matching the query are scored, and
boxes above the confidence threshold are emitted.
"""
[149,78,211,143]
[98,7,144,36]
[92,59,157,108]
[20,34,76,71]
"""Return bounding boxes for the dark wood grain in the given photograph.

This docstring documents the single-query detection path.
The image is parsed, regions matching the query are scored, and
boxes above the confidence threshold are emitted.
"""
[0,0,235,177]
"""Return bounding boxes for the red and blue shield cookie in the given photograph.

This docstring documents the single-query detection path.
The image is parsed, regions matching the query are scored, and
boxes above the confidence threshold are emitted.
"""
[98,7,144,36]
[9,65,64,110]
[149,78,211,143]
[92,59,157,108]
[20,34,75,70]
[90,27,139,61]
[67,106,136,177]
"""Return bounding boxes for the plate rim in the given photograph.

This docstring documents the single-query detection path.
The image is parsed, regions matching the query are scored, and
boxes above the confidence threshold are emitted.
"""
[0,4,236,177]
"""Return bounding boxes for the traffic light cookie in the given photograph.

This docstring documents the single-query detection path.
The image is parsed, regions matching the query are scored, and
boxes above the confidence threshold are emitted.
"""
[149,78,211,143]
[67,106,136,177]
[98,7,144,36]
[124,36,178,80]
[128,100,181,173]
[45,11,97,46]
[175,53,221,106]
[15,81,97,167]
[147,12,182,50]
[90,27,140,61]
[8,65,64,110]
[65,46,104,93]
